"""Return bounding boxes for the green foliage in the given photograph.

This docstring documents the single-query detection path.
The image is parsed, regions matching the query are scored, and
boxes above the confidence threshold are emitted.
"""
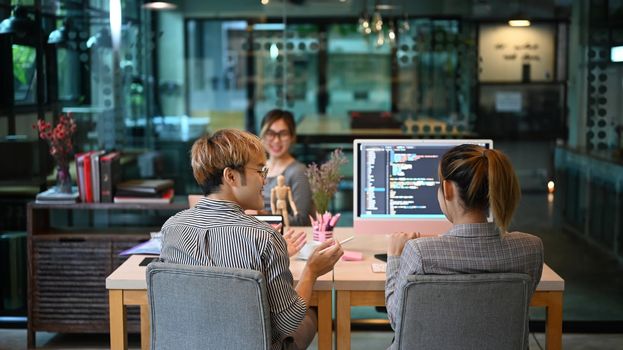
[12,45,36,85]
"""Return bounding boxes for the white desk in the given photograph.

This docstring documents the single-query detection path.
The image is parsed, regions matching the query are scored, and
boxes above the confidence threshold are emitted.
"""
[106,254,333,350]
[330,228,565,350]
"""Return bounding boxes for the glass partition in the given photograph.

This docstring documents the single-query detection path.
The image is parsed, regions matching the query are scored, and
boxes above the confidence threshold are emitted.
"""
[326,23,391,118]
[254,23,319,129]
[186,20,247,133]
[396,19,477,135]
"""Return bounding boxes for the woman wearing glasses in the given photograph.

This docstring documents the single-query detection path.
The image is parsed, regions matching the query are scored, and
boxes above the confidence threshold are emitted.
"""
[260,109,313,226]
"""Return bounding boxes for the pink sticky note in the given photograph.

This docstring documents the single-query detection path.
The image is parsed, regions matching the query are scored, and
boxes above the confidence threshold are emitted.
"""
[341,250,363,261]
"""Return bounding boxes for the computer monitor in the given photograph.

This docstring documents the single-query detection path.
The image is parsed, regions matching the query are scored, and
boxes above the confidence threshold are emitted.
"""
[353,139,493,236]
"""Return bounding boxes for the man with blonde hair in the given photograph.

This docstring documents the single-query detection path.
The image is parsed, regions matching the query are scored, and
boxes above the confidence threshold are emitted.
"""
[160,129,343,349]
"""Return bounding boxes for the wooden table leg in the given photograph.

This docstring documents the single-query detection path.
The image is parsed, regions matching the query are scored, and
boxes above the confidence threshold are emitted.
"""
[317,291,332,350]
[545,292,563,350]
[140,304,150,350]
[109,290,127,350]
[336,291,351,350]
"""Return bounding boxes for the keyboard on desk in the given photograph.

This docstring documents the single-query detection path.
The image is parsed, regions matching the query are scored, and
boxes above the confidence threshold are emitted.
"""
[371,263,386,273]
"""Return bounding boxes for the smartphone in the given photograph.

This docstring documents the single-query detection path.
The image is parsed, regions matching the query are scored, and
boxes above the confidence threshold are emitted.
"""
[139,257,158,266]
[374,253,388,262]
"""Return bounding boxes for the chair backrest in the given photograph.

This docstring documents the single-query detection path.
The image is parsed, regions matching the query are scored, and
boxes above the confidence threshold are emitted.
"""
[146,262,271,350]
[394,273,532,350]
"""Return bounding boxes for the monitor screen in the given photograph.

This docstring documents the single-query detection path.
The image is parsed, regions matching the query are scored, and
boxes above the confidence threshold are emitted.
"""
[353,139,493,235]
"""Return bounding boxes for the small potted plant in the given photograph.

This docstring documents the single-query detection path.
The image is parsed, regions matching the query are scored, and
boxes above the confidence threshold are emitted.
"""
[306,149,348,241]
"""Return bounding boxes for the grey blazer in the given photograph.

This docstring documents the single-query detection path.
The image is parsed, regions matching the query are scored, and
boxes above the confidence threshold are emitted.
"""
[385,222,544,331]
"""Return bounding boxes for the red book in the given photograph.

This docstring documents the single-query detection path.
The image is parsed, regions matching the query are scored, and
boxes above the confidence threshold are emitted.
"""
[83,152,93,203]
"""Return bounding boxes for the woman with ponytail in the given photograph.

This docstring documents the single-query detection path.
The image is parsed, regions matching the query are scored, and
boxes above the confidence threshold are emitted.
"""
[385,144,544,339]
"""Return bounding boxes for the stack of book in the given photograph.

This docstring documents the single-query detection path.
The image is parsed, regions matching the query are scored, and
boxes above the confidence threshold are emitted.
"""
[113,179,175,204]
[75,151,121,203]
[36,186,80,204]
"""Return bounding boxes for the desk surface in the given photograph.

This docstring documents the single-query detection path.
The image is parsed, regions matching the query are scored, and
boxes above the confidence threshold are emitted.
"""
[106,253,333,291]
[107,227,563,293]
[328,228,564,292]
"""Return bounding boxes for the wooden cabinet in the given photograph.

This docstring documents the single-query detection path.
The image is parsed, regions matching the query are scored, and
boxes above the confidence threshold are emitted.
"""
[26,201,187,349]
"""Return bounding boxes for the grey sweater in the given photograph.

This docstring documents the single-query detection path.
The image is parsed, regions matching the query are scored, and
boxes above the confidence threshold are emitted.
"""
[262,160,313,226]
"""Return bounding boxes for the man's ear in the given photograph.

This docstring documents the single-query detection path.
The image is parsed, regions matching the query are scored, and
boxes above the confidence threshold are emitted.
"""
[442,180,454,201]
[222,167,238,187]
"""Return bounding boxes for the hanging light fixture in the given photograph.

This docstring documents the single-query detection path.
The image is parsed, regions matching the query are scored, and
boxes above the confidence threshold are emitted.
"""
[376,30,384,47]
[372,10,383,33]
[0,6,37,39]
[48,19,79,48]
[388,21,396,46]
[86,28,112,49]
[400,0,410,34]
[508,0,530,27]
[358,8,371,35]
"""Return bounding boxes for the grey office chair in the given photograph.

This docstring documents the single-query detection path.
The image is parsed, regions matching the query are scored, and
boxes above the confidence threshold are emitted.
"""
[393,273,532,350]
[146,262,271,350]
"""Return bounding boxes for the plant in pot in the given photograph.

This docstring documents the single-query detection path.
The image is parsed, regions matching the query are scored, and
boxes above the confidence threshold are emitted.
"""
[306,149,348,242]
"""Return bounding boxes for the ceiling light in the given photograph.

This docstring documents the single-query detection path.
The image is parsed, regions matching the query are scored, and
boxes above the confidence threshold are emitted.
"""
[372,11,383,32]
[375,4,396,10]
[508,19,531,27]
[142,1,177,10]
[376,31,384,47]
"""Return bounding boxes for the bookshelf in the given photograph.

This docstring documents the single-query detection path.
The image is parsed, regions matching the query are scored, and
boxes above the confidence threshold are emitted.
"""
[26,199,188,348]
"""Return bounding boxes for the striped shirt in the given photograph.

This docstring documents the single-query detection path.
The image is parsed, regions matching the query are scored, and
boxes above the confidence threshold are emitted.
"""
[159,197,307,349]
[386,222,543,332]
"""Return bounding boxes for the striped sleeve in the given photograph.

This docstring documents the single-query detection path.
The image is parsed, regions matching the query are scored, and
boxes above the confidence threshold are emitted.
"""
[262,231,307,343]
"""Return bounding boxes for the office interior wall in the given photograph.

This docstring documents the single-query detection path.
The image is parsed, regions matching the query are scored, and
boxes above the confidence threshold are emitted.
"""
[479,24,556,82]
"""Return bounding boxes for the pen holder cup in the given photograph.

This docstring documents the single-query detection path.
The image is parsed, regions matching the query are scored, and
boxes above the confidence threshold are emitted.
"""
[312,229,333,242]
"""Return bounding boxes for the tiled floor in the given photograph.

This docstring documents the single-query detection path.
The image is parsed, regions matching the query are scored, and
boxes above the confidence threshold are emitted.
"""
[1,193,623,349]
[1,329,623,350]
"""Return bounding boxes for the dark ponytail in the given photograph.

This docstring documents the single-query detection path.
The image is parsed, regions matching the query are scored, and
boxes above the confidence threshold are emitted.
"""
[439,144,520,231]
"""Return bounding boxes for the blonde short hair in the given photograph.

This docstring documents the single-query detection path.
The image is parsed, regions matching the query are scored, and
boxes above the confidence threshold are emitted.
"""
[191,129,265,195]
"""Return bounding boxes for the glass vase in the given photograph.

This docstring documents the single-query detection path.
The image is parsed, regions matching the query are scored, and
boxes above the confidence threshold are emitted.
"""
[55,164,72,194]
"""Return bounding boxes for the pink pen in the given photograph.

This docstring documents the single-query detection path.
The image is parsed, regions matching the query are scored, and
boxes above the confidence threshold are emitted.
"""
[323,212,331,230]
[309,215,317,230]
[328,213,341,229]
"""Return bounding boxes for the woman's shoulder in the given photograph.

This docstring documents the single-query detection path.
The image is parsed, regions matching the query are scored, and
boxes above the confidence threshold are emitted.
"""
[504,231,544,249]
[284,160,307,175]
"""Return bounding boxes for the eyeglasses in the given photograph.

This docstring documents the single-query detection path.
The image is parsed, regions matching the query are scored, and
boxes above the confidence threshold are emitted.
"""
[246,166,269,179]
[264,130,291,141]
